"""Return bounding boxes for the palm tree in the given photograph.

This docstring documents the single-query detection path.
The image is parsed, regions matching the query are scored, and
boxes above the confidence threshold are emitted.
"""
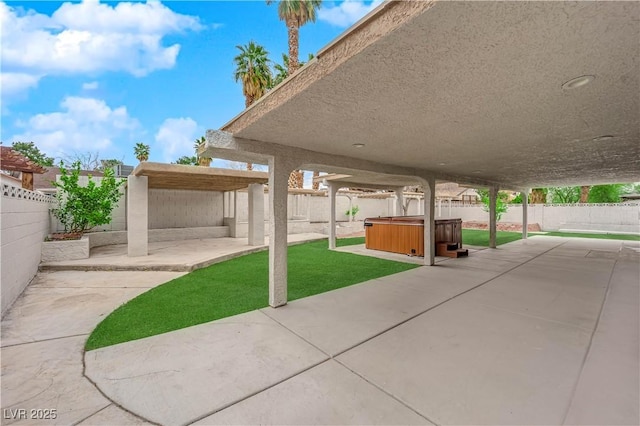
[233,41,272,108]
[234,41,272,171]
[194,136,211,167]
[266,0,321,188]
[271,53,314,88]
[134,143,150,162]
[266,0,322,74]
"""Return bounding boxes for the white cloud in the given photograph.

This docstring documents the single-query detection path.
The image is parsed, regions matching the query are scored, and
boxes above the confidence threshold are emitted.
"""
[0,72,42,96]
[0,1,202,97]
[318,0,383,27]
[154,117,199,162]
[11,96,139,158]
[82,81,99,90]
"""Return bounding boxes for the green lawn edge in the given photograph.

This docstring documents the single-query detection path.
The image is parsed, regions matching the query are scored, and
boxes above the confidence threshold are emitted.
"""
[85,239,418,351]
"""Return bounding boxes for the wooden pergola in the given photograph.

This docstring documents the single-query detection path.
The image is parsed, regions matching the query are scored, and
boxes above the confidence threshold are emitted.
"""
[0,147,47,191]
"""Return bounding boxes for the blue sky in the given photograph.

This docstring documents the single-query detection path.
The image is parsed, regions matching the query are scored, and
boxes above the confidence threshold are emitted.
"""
[1,0,381,168]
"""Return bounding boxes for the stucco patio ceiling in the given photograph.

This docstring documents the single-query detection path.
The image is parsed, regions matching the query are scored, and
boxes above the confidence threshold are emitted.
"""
[131,162,268,191]
[219,1,639,189]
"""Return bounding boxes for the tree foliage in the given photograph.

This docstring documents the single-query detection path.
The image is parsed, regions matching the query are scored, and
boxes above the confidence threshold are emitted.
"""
[234,41,272,108]
[11,141,54,167]
[587,184,624,203]
[98,158,124,171]
[266,0,322,74]
[174,156,198,165]
[271,52,314,87]
[52,161,125,234]
[476,189,509,221]
[60,151,102,170]
[548,186,581,203]
[134,143,150,162]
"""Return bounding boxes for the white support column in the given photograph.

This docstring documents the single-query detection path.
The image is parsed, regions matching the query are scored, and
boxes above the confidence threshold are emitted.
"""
[438,198,442,217]
[248,183,265,246]
[233,190,238,219]
[423,177,436,266]
[127,175,148,257]
[448,198,452,217]
[395,187,404,216]
[489,186,498,249]
[522,188,529,240]
[268,155,293,308]
[329,183,338,249]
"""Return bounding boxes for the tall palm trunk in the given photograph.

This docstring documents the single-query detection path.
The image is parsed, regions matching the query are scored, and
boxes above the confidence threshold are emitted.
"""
[287,18,300,74]
[312,171,319,190]
[286,20,302,188]
[530,188,546,204]
[580,186,590,203]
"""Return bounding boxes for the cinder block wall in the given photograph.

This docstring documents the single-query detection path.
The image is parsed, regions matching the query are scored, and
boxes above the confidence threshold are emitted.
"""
[1,186,53,317]
[148,189,224,229]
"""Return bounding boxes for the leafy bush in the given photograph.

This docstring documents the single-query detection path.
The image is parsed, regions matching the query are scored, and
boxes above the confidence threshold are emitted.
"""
[345,205,360,218]
[476,189,509,221]
[52,161,125,234]
[588,184,624,203]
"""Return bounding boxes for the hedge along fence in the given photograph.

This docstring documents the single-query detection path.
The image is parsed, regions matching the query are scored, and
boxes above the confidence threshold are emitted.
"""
[1,183,54,316]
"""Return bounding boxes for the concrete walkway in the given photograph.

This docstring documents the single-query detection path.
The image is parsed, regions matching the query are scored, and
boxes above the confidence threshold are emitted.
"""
[2,236,638,425]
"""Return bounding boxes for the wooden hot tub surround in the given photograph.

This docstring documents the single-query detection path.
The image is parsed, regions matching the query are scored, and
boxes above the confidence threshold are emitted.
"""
[364,216,468,258]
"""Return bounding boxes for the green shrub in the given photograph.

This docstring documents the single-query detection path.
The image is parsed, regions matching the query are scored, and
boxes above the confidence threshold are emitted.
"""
[52,161,125,234]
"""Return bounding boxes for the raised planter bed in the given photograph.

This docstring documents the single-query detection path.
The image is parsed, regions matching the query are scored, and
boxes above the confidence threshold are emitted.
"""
[41,236,90,262]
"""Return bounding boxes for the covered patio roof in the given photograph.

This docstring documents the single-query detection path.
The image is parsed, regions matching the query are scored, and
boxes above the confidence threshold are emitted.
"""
[131,162,268,191]
[210,0,639,189]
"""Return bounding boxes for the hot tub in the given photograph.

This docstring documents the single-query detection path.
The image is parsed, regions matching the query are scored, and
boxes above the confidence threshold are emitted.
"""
[363,216,464,257]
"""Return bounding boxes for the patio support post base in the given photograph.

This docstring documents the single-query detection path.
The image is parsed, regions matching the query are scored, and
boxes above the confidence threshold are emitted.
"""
[248,184,265,246]
[522,188,529,240]
[268,155,295,308]
[329,183,338,250]
[127,175,148,257]
[489,186,498,249]
[422,176,436,266]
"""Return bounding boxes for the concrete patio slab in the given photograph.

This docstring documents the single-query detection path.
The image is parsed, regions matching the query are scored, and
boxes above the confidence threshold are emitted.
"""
[337,298,593,425]
[564,259,640,425]
[1,336,110,426]
[195,360,431,425]
[39,234,327,272]
[261,263,499,356]
[77,404,154,425]
[84,310,329,426]
[462,257,614,331]
[1,271,184,347]
[2,236,638,426]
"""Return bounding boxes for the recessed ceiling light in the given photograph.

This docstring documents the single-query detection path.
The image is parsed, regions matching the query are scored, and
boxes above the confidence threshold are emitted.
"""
[562,75,595,90]
[438,162,446,166]
[472,170,482,174]
[352,143,365,148]
[593,135,615,142]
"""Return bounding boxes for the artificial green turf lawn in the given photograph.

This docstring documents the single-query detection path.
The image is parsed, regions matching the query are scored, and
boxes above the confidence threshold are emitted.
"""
[461,229,522,247]
[85,239,419,351]
[532,231,640,241]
